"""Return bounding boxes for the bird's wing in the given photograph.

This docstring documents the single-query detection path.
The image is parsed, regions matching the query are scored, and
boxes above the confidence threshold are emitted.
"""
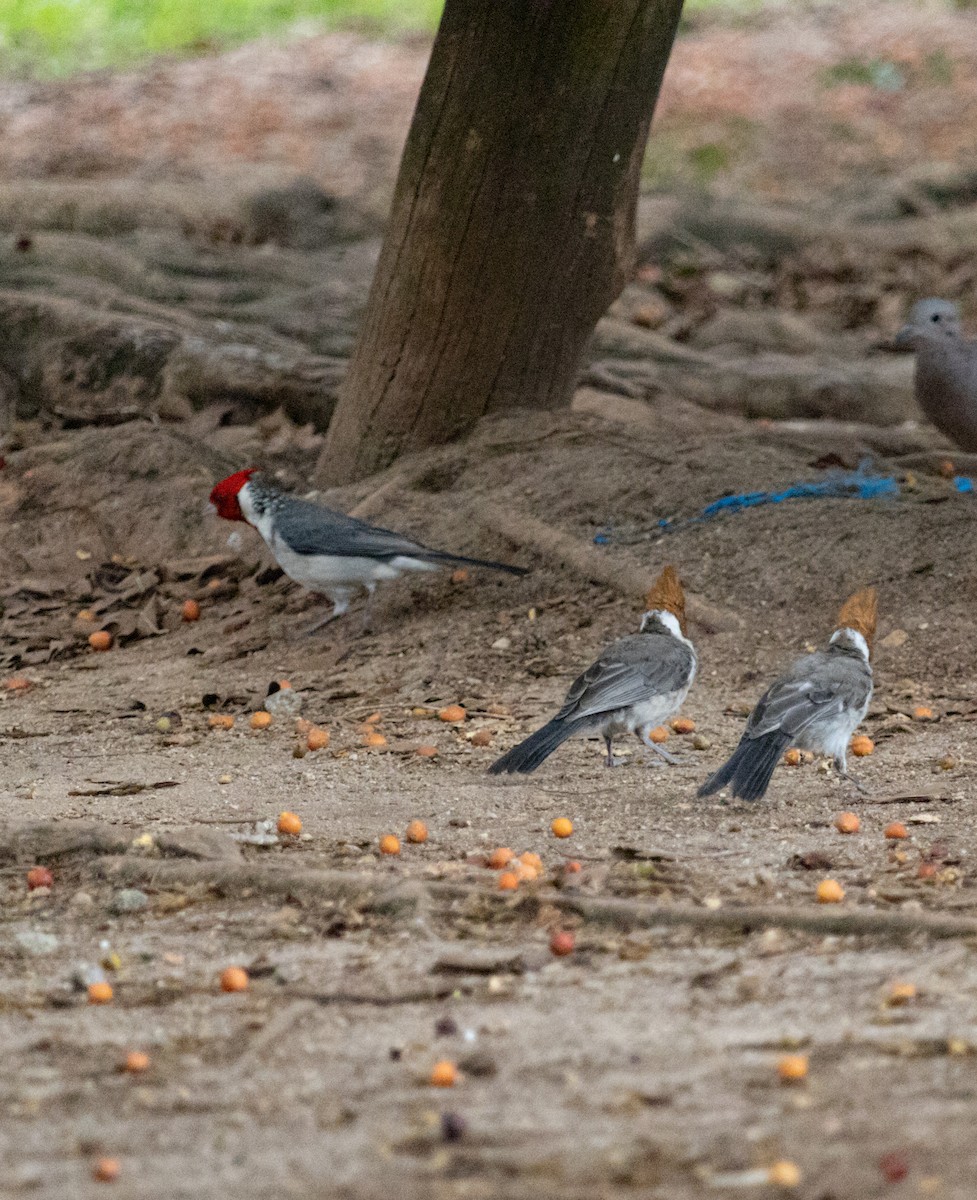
[556,635,693,722]
[744,654,866,740]
[273,498,430,561]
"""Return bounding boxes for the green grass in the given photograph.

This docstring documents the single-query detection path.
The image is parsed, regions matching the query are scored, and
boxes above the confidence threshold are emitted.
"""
[0,0,445,75]
[0,0,951,78]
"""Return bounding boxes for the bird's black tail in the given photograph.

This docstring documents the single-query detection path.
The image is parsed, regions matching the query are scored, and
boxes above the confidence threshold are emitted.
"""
[697,730,792,802]
[422,550,528,576]
[488,717,587,775]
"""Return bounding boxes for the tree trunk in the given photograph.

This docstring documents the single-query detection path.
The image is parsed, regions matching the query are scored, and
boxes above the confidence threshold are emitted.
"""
[316,0,684,486]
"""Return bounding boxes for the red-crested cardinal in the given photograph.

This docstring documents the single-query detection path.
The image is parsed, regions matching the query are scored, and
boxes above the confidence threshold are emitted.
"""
[698,587,877,802]
[209,468,527,630]
[489,566,696,774]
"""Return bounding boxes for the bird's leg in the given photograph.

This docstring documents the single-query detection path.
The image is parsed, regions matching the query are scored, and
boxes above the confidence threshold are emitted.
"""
[359,583,377,635]
[637,726,684,766]
[603,735,628,768]
[303,592,349,636]
[834,754,868,795]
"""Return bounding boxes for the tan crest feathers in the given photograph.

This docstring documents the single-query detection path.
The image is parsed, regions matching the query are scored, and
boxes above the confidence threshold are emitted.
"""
[646,565,686,631]
[836,586,878,648]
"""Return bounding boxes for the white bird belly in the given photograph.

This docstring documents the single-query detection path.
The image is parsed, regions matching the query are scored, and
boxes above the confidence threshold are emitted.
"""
[599,684,691,739]
[795,698,871,760]
[269,535,439,595]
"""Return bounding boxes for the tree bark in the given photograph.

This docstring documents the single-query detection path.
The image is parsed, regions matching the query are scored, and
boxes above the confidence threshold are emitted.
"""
[316,0,684,485]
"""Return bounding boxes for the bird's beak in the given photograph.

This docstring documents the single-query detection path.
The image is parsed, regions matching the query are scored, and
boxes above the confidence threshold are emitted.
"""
[893,325,914,349]
[204,501,217,516]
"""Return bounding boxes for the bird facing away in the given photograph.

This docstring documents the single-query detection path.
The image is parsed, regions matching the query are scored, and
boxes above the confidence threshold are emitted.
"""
[209,469,527,631]
[895,298,977,452]
[488,565,696,775]
[698,587,877,802]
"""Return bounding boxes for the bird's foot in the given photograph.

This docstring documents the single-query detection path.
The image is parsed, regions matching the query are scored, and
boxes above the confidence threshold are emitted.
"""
[640,738,684,766]
[835,758,868,795]
[302,610,341,636]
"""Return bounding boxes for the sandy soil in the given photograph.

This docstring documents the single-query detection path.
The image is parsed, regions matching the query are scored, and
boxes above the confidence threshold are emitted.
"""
[3,3,977,1198]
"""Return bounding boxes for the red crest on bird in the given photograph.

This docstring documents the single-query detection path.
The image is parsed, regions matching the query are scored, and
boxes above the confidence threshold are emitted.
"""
[210,468,258,522]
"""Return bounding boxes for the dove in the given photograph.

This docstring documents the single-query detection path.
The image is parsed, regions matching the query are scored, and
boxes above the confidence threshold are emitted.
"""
[895,298,977,452]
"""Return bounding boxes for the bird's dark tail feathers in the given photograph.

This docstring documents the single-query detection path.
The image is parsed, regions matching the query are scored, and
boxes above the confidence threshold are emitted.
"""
[488,717,587,775]
[422,550,528,576]
[697,730,792,802]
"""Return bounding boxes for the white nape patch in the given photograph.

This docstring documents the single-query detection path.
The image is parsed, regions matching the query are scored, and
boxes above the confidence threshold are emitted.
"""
[831,627,869,661]
[237,482,263,533]
[641,609,686,642]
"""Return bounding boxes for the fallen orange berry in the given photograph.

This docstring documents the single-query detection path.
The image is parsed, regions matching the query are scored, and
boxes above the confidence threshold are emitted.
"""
[93,1158,121,1183]
[88,982,114,1005]
[362,730,387,748]
[783,748,802,766]
[912,705,935,721]
[77,609,96,622]
[487,847,514,869]
[670,716,696,734]
[277,811,302,836]
[207,714,235,730]
[767,1161,802,1188]
[564,861,582,873]
[469,728,493,747]
[439,705,466,723]
[884,822,908,840]
[450,568,469,585]
[834,812,860,835]
[306,727,330,751]
[415,744,438,758]
[816,879,845,904]
[26,866,53,890]
[220,967,249,993]
[88,630,113,652]
[513,860,539,882]
[430,1060,458,1087]
[777,1054,809,1082]
[648,726,669,744]
[551,818,573,838]
[379,834,401,856]
[121,1051,150,1074]
[249,711,272,730]
[181,599,201,622]
[497,871,519,891]
[4,676,31,691]
[549,930,575,956]
[406,820,429,844]
[364,711,382,724]
[519,852,543,871]
[850,734,874,757]
[917,862,937,880]
[887,981,917,1005]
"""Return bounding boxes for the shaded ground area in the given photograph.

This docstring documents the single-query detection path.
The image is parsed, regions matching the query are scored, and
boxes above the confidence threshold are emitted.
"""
[3,4,977,1198]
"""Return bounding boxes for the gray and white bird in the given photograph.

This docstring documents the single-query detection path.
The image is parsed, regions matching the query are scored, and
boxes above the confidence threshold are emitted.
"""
[489,566,696,775]
[698,587,877,802]
[209,468,526,630]
[895,298,977,452]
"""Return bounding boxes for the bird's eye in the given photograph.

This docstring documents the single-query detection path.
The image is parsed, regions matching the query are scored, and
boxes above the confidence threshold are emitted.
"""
[931,313,941,322]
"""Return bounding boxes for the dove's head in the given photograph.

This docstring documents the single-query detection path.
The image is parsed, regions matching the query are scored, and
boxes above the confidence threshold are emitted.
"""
[895,298,962,348]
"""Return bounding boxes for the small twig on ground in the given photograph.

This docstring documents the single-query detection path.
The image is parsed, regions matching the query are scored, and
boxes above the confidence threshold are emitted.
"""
[96,857,977,942]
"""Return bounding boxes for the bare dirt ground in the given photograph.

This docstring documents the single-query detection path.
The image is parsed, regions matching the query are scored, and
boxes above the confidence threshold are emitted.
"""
[4,4,977,1198]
